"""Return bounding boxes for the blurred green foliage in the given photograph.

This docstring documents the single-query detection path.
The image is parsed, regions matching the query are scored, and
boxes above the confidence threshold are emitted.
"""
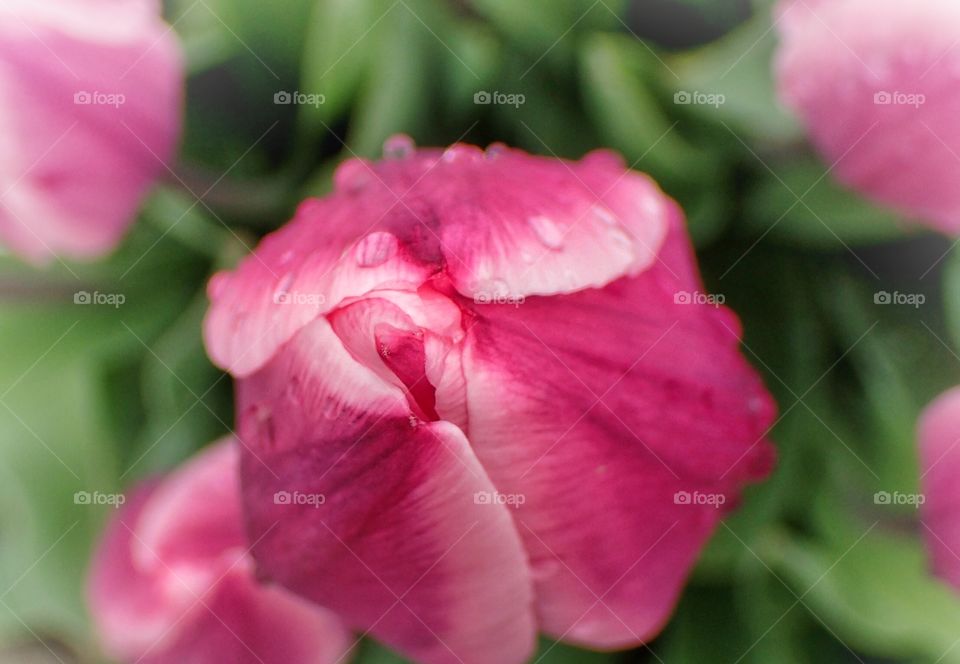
[0,0,957,661]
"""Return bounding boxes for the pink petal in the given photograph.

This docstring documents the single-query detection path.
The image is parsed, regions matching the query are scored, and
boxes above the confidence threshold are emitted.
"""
[237,315,537,664]
[775,0,960,233]
[88,439,353,664]
[204,141,669,376]
[920,387,960,590]
[134,572,354,664]
[0,0,182,261]
[460,205,776,648]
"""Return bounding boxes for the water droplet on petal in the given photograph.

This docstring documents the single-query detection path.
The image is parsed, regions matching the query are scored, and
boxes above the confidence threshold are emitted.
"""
[207,272,230,299]
[242,404,277,450]
[383,134,416,159]
[474,278,510,298]
[582,149,626,169]
[641,196,663,219]
[606,226,633,254]
[334,158,373,192]
[442,144,482,163]
[593,205,618,226]
[278,250,295,266]
[354,231,398,268]
[528,215,564,250]
[272,272,295,303]
[322,398,344,420]
[485,142,507,160]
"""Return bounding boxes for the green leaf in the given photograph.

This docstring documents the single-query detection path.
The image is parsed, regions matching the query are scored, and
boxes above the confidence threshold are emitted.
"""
[469,0,626,54]
[943,247,960,352]
[579,33,706,183]
[767,521,960,663]
[742,155,910,248]
[440,23,502,125]
[666,8,798,143]
[300,0,384,126]
[346,2,433,156]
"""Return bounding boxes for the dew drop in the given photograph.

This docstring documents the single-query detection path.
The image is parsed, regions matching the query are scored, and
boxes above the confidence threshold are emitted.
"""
[581,149,626,169]
[322,398,344,420]
[485,142,507,160]
[354,232,398,268]
[606,226,633,254]
[442,144,482,163]
[474,278,510,298]
[207,272,230,299]
[593,205,618,226]
[641,196,663,219]
[383,134,415,159]
[528,216,564,250]
[272,272,295,302]
[242,405,277,450]
[333,158,373,192]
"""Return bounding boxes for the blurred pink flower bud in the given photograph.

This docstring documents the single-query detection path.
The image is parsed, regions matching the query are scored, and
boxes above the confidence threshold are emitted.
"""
[775,0,960,233]
[0,0,183,261]
[919,388,960,589]
[203,138,777,664]
[87,439,353,664]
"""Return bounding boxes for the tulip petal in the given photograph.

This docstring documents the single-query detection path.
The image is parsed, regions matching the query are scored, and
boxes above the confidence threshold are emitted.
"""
[134,572,354,664]
[203,195,437,377]
[775,0,960,233]
[419,146,669,301]
[460,206,776,648]
[88,439,353,664]
[920,387,960,590]
[238,315,537,664]
[204,142,669,376]
[0,0,182,260]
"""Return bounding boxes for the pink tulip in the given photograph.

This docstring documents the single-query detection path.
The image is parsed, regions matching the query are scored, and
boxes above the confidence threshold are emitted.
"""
[919,388,960,590]
[0,0,182,261]
[203,138,777,664]
[775,0,960,234]
[88,438,353,664]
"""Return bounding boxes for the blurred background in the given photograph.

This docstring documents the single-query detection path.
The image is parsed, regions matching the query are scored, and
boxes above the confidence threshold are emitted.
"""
[1,0,958,661]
